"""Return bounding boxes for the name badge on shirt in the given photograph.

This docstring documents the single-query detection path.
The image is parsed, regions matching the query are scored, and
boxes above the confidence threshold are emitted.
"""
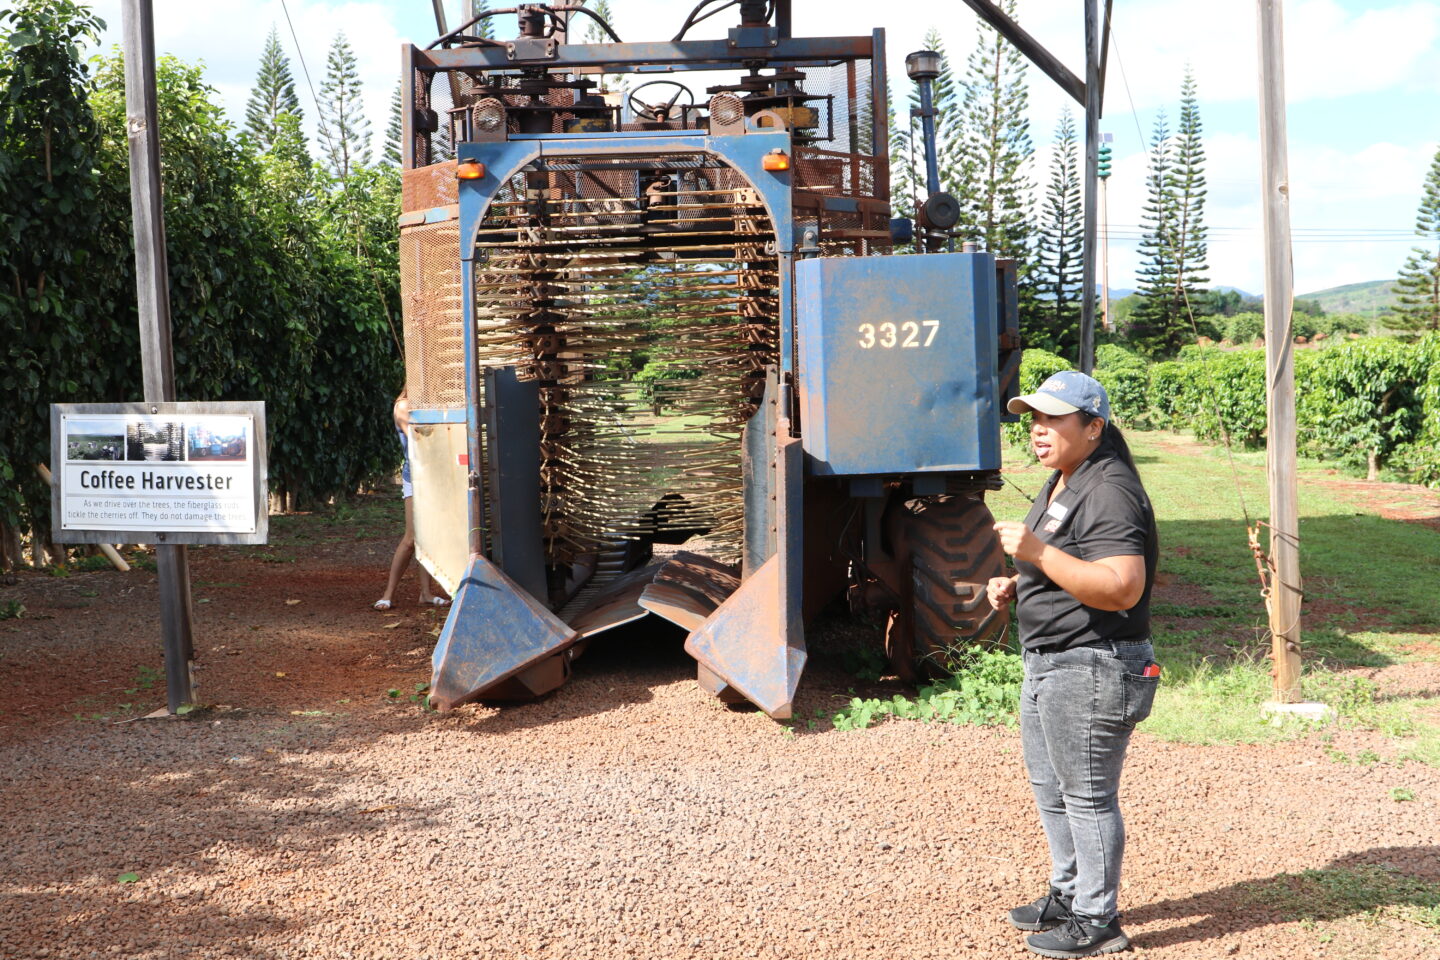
[1046,501,1069,521]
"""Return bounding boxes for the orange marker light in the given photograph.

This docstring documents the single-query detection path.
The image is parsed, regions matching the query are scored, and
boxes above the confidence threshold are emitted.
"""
[456,162,486,180]
[761,150,790,172]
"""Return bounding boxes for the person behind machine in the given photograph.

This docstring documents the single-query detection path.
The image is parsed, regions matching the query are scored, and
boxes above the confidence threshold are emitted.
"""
[375,391,449,611]
[986,371,1160,958]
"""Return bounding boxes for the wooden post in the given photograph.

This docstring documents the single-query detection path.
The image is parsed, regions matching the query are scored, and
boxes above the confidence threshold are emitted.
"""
[1257,0,1303,703]
[1079,0,1100,373]
[122,0,197,713]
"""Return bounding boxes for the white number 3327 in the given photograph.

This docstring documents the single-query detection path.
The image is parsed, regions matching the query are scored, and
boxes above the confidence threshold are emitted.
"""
[857,320,939,349]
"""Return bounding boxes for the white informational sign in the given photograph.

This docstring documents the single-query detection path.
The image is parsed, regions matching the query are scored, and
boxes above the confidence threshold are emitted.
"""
[52,402,267,544]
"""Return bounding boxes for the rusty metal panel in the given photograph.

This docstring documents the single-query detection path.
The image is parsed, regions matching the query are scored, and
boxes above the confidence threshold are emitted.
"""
[637,551,740,631]
[795,252,1001,476]
[566,563,660,638]
[685,410,804,719]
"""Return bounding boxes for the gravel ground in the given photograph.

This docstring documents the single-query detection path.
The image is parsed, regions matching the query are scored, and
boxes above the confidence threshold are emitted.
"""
[2,501,1438,959]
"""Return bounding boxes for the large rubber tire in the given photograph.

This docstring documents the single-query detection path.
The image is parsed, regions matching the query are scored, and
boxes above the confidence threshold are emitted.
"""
[884,494,1009,682]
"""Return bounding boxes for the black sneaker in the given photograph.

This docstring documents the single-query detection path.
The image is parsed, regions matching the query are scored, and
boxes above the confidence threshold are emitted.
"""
[1007,887,1073,931]
[1025,916,1130,957]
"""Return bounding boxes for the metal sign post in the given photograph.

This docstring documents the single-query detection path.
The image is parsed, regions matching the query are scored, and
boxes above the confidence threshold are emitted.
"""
[121,0,197,712]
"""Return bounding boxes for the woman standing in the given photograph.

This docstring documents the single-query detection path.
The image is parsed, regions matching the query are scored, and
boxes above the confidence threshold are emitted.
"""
[374,392,449,611]
[987,371,1160,959]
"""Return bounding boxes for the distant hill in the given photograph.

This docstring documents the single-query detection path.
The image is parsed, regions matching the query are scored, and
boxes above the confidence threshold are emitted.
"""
[1296,279,1398,315]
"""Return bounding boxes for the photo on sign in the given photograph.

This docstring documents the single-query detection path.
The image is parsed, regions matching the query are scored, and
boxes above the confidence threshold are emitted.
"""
[65,419,125,462]
[126,419,185,462]
[186,420,248,462]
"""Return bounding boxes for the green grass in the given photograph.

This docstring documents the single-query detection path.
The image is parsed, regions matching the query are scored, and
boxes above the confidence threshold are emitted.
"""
[988,430,1440,758]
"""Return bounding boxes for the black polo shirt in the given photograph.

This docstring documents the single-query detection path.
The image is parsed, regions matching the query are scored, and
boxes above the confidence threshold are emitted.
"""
[1014,441,1158,651]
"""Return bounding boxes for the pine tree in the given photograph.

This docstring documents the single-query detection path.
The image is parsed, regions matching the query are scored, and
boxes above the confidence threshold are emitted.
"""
[956,0,1034,334]
[1033,109,1082,358]
[1394,145,1440,332]
[384,80,402,166]
[957,1,1032,261]
[1129,72,1210,356]
[1127,111,1179,355]
[583,0,615,43]
[243,26,302,152]
[581,0,625,93]
[474,0,495,41]
[317,31,371,179]
[1169,68,1208,317]
[887,94,922,241]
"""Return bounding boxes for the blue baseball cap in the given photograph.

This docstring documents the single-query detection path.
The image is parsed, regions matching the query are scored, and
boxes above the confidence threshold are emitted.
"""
[1007,370,1111,421]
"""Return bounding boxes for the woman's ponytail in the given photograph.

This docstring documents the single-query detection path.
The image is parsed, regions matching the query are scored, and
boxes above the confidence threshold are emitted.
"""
[1103,421,1140,477]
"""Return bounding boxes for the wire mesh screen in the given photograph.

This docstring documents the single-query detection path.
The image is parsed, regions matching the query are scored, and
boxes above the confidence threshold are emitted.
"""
[403,160,459,213]
[400,219,465,409]
[805,59,875,156]
[468,162,779,565]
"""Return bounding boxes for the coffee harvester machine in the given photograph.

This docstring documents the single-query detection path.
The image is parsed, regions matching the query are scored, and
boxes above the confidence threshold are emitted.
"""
[398,1,1021,717]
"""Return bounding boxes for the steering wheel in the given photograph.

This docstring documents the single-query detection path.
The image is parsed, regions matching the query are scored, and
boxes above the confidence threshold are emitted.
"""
[627,80,696,122]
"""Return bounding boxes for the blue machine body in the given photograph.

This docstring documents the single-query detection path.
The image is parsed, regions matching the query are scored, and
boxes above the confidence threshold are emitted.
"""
[795,252,1001,477]
[402,24,1016,719]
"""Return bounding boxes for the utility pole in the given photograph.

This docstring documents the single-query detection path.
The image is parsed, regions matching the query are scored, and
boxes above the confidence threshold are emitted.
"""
[122,0,197,713]
[1079,0,1100,373]
[1256,0,1316,716]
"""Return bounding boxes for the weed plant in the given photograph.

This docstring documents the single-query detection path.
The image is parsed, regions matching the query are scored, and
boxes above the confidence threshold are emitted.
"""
[832,646,1022,731]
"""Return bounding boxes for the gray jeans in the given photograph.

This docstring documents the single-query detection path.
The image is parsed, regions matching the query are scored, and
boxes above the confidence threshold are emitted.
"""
[1020,640,1159,924]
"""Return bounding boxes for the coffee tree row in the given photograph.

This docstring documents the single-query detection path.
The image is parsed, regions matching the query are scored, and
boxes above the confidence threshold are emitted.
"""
[0,1,403,564]
[1009,338,1440,486]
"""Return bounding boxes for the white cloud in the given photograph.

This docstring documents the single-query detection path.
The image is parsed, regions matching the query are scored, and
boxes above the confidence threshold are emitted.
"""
[79,0,1435,292]
[1090,130,1436,294]
[89,1,409,159]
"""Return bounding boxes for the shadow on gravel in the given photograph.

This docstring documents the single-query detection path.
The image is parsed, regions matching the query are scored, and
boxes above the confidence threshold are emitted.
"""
[0,714,439,958]
[451,619,691,735]
[1125,845,1440,948]
[447,613,903,737]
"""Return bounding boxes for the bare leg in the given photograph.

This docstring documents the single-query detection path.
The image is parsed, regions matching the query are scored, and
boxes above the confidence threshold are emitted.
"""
[376,497,416,608]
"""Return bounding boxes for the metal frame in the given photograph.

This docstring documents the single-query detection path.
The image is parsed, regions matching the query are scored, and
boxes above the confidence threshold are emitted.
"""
[400,29,885,171]
[49,400,269,547]
[455,127,797,585]
[958,0,1111,372]
[415,35,877,73]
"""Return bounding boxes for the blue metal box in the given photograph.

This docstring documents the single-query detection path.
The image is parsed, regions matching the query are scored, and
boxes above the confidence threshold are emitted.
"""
[795,252,1001,477]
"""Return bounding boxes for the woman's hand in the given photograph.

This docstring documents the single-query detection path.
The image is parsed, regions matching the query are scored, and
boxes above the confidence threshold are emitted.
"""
[986,574,1018,611]
[993,521,1044,564]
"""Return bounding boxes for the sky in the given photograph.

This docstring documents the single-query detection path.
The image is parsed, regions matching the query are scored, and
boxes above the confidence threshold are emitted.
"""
[82,0,1440,298]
